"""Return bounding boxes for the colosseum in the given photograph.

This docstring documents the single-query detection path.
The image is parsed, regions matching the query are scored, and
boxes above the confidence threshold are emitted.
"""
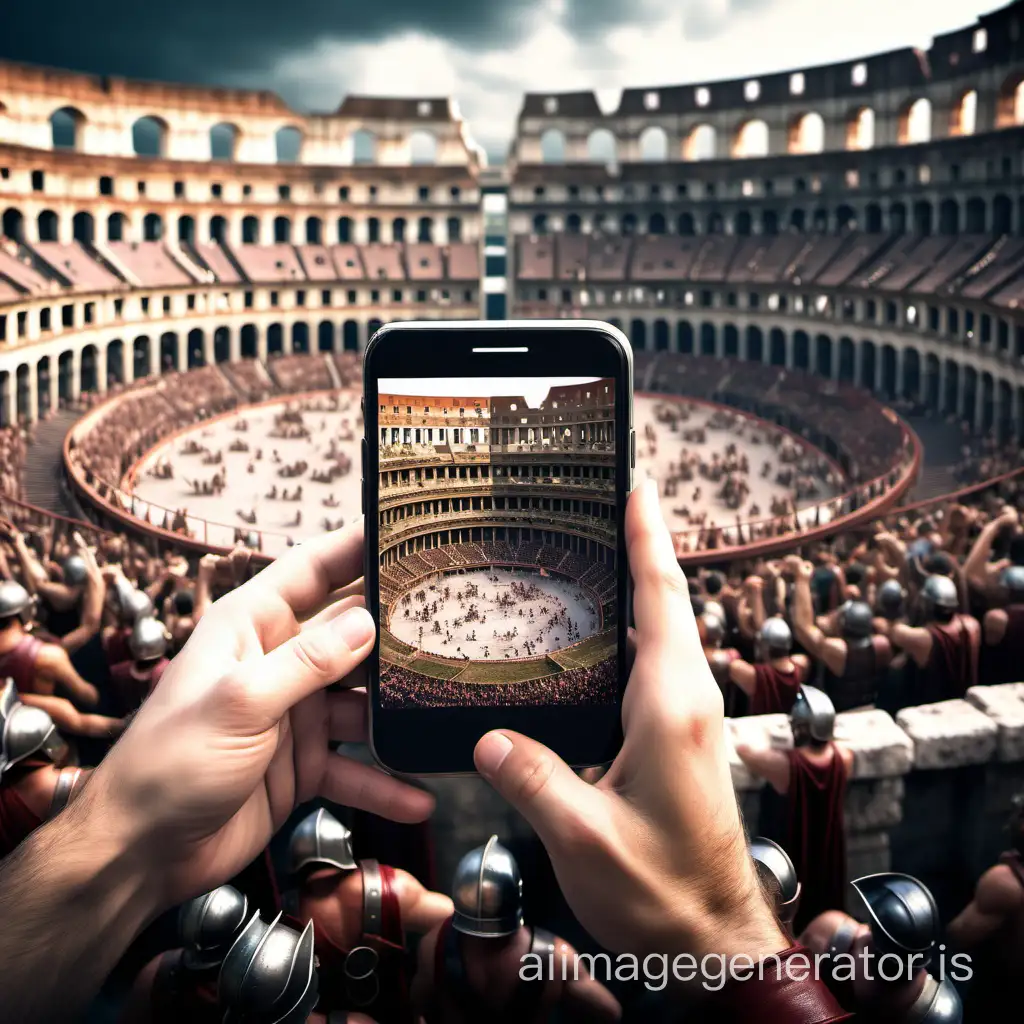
[3,4,1024,1012]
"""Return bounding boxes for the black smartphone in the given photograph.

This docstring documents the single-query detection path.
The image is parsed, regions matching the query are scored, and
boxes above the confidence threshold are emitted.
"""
[362,321,634,775]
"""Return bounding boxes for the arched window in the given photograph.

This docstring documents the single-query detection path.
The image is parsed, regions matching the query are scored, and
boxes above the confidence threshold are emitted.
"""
[177,215,195,244]
[409,129,438,164]
[242,215,260,244]
[587,128,617,164]
[899,98,932,144]
[37,210,59,242]
[274,216,292,244]
[352,129,376,164]
[392,218,406,243]
[107,213,126,243]
[210,215,227,243]
[50,107,84,150]
[541,128,566,163]
[305,216,322,245]
[446,216,461,242]
[846,108,874,150]
[72,211,95,243]
[337,217,353,244]
[132,116,168,157]
[996,73,1024,128]
[275,126,302,163]
[951,90,977,136]
[788,112,824,154]
[210,123,240,160]
[2,208,24,242]
[418,217,434,243]
[638,126,668,161]
[143,213,164,241]
[733,120,768,158]
[683,125,715,161]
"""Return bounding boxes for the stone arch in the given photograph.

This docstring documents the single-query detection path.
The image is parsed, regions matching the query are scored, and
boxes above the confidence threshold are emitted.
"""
[352,129,377,164]
[762,210,779,235]
[132,115,168,157]
[532,213,548,234]
[913,200,933,236]
[58,350,75,402]
[343,320,360,351]
[846,107,874,150]
[838,337,855,383]
[769,328,786,366]
[881,344,897,397]
[337,216,352,244]
[368,319,383,343]
[242,215,260,244]
[793,330,810,370]
[78,346,97,395]
[733,119,768,158]
[889,202,907,234]
[648,212,667,235]
[963,366,979,427]
[815,334,833,378]
[638,125,668,161]
[132,337,151,379]
[621,212,638,236]
[788,112,824,154]
[812,209,829,232]
[50,106,85,150]
[864,203,882,233]
[565,213,582,234]
[631,319,647,351]
[159,332,179,372]
[735,211,752,236]
[541,128,567,162]
[996,71,1024,128]
[305,216,323,245]
[586,128,617,163]
[943,359,959,414]
[706,212,724,235]
[789,208,806,231]
[860,341,877,392]
[273,216,292,244]
[677,321,694,354]
[700,322,716,356]
[267,323,284,356]
[965,197,986,233]
[275,125,303,163]
[683,124,716,161]
[240,324,258,359]
[418,216,434,243]
[292,322,309,355]
[318,320,335,352]
[103,343,123,388]
[188,328,205,368]
[214,327,231,363]
[746,326,763,362]
[924,353,941,410]
[903,348,921,402]
[2,207,24,242]
[72,211,95,244]
[107,212,126,242]
[950,90,978,136]
[37,209,58,242]
[210,122,240,160]
[409,129,438,164]
[210,215,227,243]
[177,214,195,244]
[939,198,960,235]
[723,324,739,358]
[993,194,1012,234]
[143,213,164,241]
[654,319,670,351]
[835,204,856,232]
[677,212,695,236]
[898,98,932,144]
[447,216,461,242]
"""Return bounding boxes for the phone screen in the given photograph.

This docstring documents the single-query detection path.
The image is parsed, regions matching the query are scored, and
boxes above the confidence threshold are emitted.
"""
[364,323,632,774]
[376,375,619,711]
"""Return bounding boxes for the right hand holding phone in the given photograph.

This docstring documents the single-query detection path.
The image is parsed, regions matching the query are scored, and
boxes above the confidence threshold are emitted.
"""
[474,480,784,962]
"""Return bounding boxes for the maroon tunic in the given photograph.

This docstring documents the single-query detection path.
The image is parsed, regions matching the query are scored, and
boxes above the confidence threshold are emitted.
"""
[922,616,979,703]
[982,605,1024,686]
[0,759,49,857]
[0,635,44,692]
[284,862,408,1021]
[103,627,132,670]
[784,745,848,934]
[108,659,169,715]
[750,662,802,716]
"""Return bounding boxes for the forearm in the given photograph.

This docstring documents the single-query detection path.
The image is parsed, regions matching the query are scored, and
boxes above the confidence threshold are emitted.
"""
[964,526,997,585]
[791,579,818,652]
[946,905,999,950]
[0,793,156,1023]
[13,540,45,592]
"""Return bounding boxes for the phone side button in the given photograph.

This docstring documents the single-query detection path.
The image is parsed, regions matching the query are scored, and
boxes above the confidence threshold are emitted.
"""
[630,429,636,469]
[361,438,368,515]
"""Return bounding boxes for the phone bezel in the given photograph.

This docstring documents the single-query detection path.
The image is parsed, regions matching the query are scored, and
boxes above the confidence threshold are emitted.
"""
[362,320,633,776]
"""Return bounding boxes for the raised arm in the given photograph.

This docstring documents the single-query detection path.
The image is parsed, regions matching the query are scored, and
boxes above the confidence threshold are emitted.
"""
[947,865,1023,950]
[60,537,105,655]
[36,645,101,709]
[964,507,1017,593]
[736,744,792,795]
[787,556,846,676]
[18,692,123,740]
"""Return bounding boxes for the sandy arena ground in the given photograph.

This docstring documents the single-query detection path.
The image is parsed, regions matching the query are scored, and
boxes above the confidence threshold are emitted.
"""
[387,567,600,662]
[125,393,839,556]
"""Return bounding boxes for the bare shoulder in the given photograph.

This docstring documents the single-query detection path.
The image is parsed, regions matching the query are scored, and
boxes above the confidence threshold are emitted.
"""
[976,863,1024,913]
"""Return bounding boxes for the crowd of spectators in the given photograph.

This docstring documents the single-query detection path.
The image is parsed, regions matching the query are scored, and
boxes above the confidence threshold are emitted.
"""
[0,425,26,504]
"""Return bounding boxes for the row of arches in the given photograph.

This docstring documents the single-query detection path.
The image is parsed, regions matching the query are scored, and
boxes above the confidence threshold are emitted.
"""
[2,207,463,246]
[536,87,1022,163]
[44,108,440,164]
[533,193,1018,238]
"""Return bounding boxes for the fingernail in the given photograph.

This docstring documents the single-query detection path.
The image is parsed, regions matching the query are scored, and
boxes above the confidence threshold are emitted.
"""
[335,607,376,651]
[475,731,513,777]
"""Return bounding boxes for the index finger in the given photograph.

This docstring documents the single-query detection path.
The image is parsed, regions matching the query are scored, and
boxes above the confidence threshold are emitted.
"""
[240,518,365,619]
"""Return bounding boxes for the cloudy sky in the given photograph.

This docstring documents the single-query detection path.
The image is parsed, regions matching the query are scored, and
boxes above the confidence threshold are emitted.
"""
[1,0,996,159]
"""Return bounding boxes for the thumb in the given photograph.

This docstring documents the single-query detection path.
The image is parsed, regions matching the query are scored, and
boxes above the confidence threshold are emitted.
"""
[475,730,599,850]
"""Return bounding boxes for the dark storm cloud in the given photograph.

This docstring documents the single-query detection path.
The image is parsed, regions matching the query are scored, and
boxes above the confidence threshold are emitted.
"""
[0,0,540,93]
[562,0,781,40]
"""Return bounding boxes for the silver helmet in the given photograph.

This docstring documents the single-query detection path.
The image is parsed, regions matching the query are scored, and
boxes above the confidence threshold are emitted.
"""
[0,580,33,625]
[219,912,318,1024]
[703,600,726,625]
[750,837,801,928]
[451,835,524,938]
[0,679,69,775]
[113,578,154,625]
[702,613,725,649]
[178,885,249,969]
[286,807,357,875]
[1001,565,1024,603]
[877,580,905,621]
[128,616,169,662]
[790,685,836,744]
[920,574,959,623]
[62,555,88,588]
[838,600,874,641]
[759,617,793,658]
[852,873,940,967]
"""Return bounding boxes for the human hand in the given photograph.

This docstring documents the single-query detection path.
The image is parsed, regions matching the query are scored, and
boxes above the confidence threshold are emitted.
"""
[79,520,433,914]
[473,481,784,961]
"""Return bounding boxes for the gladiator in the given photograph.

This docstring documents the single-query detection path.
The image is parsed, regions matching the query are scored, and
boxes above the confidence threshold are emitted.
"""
[108,617,171,716]
[947,799,1024,1019]
[0,581,120,739]
[800,873,962,1022]
[280,807,453,1021]
[103,578,156,671]
[882,574,980,705]
[737,686,853,932]
[790,557,892,712]
[410,836,621,1024]
[750,836,801,941]
[727,617,809,717]
[0,680,90,858]
[981,565,1024,685]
